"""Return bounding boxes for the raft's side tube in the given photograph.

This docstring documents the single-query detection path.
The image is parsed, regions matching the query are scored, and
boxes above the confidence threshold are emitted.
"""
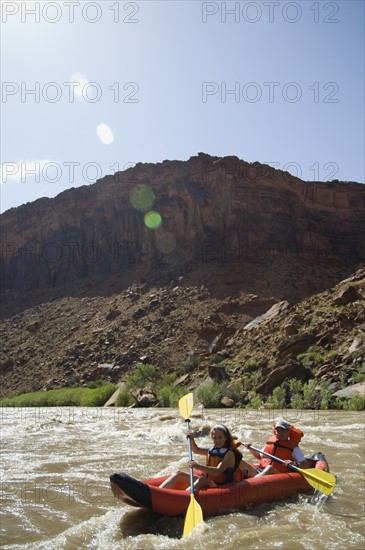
[306,452,330,472]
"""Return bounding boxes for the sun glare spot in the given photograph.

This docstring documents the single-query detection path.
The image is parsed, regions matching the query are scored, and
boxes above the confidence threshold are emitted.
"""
[130,185,156,211]
[144,211,162,230]
[155,230,176,253]
[96,123,114,145]
[69,73,90,100]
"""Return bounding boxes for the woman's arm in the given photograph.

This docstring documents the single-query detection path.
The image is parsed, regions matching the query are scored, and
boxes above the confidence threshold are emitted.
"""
[245,443,262,461]
[188,433,209,456]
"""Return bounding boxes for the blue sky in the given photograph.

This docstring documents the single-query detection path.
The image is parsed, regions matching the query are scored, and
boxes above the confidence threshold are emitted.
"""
[1,0,364,213]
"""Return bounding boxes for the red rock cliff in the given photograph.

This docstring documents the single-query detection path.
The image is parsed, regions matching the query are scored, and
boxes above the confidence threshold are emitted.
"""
[1,154,364,293]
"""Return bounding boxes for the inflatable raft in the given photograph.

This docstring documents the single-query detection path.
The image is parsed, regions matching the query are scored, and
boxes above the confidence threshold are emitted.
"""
[110,454,330,517]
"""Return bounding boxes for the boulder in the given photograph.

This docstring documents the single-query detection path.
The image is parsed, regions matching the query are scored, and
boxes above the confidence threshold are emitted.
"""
[244,301,290,331]
[209,333,225,354]
[208,364,228,382]
[332,382,365,398]
[132,387,158,407]
[334,285,363,306]
[277,332,316,358]
[256,356,311,396]
[221,396,235,408]
[106,309,121,321]
[349,335,364,354]
[103,382,127,407]
[26,321,40,333]
[284,323,298,336]
[174,373,190,386]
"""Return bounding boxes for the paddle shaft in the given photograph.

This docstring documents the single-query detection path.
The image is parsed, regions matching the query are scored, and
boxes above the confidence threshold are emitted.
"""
[186,419,195,493]
[248,444,301,472]
[178,394,204,537]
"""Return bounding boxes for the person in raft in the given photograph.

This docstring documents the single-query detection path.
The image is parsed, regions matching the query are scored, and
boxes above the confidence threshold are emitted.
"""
[238,418,310,478]
[159,424,243,490]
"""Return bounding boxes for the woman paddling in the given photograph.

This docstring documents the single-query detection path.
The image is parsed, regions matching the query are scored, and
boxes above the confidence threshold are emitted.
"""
[160,424,243,490]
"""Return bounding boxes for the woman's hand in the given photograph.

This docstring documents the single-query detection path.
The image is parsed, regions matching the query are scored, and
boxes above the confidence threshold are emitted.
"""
[188,460,198,468]
[244,442,252,449]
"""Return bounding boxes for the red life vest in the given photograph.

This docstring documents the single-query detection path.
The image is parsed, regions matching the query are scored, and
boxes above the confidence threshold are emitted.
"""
[260,425,304,473]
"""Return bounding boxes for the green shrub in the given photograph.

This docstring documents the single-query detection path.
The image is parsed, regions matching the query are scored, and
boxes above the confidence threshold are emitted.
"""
[290,392,305,409]
[210,354,224,365]
[127,363,157,389]
[334,395,365,411]
[268,386,286,409]
[0,383,117,407]
[247,390,263,409]
[80,384,117,406]
[156,384,186,407]
[319,383,332,409]
[197,381,226,408]
[116,389,135,407]
[302,380,333,409]
[248,368,263,388]
[179,358,199,375]
[288,379,333,410]
[353,365,365,384]
[225,381,244,403]
[301,380,320,408]
[245,359,259,371]
[326,350,339,361]
[87,380,109,388]
[298,347,324,365]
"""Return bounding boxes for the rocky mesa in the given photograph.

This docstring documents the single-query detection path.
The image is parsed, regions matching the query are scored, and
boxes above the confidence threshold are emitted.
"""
[1,153,364,295]
[0,154,364,401]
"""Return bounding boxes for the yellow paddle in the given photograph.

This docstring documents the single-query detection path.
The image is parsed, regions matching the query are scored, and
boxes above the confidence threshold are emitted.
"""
[248,445,336,495]
[178,393,204,538]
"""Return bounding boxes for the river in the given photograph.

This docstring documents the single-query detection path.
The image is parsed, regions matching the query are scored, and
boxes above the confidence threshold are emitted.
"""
[1,407,364,549]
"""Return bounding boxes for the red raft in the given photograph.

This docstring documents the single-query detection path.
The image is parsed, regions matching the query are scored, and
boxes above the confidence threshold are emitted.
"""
[110,454,329,517]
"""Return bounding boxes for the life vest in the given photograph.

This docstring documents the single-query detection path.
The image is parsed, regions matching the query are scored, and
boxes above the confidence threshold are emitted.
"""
[206,444,241,485]
[260,425,303,474]
[279,424,303,446]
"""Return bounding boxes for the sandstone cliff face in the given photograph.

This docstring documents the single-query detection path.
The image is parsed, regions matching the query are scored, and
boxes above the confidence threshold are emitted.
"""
[1,154,364,294]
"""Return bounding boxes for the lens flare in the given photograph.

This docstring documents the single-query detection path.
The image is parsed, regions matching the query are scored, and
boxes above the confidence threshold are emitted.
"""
[155,230,176,253]
[130,185,156,211]
[96,123,114,145]
[144,211,162,230]
[69,73,89,100]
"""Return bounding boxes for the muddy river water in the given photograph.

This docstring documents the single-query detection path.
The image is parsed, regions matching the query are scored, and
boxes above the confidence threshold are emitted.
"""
[1,407,364,549]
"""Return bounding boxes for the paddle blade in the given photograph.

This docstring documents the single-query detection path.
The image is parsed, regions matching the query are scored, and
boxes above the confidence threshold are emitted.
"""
[183,493,204,538]
[299,467,336,495]
[179,393,193,420]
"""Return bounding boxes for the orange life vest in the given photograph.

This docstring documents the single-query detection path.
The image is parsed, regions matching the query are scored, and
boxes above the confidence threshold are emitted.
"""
[206,444,241,485]
[260,425,304,473]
